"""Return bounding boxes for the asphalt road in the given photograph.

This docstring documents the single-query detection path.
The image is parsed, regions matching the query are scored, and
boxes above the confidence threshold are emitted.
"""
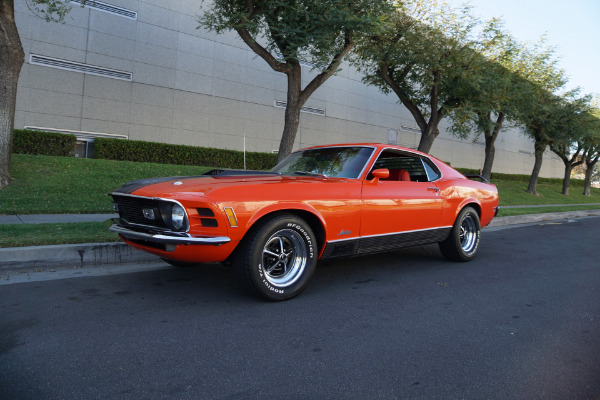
[1,218,599,400]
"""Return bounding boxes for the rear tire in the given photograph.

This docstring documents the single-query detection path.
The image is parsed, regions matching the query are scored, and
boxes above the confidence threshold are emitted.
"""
[439,207,481,262]
[233,214,317,301]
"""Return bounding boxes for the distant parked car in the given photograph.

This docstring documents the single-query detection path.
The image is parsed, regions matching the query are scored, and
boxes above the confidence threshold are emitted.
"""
[110,143,499,300]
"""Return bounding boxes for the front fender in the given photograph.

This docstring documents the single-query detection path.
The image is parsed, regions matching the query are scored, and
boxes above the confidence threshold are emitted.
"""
[246,202,328,234]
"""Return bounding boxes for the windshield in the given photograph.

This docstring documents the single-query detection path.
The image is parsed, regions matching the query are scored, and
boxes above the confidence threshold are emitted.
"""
[271,146,374,179]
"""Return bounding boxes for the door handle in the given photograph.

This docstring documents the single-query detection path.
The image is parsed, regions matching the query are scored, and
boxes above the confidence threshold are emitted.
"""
[427,187,440,193]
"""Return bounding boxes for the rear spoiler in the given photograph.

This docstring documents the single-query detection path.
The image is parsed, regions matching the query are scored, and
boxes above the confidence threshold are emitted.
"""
[465,175,489,183]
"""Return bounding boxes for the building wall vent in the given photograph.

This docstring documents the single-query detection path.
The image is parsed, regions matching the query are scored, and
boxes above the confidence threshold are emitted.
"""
[400,125,421,134]
[30,54,133,81]
[70,0,137,20]
[274,100,325,116]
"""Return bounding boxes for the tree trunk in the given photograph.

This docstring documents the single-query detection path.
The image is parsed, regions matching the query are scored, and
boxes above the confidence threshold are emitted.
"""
[381,64,443,155]
[481,113,505,182]
[583,159,598,196]
[416,78,442,154]
[276,65,303,163]
[527,140,547,195]
[561,164,573,196]
[583,165,593,196]
[416,124,440,154]
[0,1,25,189]
[482,139,495,182]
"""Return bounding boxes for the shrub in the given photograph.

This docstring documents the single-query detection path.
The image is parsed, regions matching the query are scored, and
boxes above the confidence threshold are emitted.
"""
[94,137,278,170]
[12,129,76,157]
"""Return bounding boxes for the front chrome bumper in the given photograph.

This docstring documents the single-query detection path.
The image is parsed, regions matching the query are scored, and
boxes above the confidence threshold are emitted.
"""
[109,224,230,246]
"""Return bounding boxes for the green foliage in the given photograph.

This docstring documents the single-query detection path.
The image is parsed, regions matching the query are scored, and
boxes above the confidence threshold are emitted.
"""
[352,1,487,152]
[199,0,391,67]
[12,129,76,156]
[24,0,72,22]
[199,0,391,160]
[94,137,277,171]
[510,38,568,144]
[549,95,594,163]
[446,20,523,142]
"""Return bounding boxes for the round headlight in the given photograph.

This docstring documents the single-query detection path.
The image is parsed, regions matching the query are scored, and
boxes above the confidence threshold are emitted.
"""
[171,204,186,230]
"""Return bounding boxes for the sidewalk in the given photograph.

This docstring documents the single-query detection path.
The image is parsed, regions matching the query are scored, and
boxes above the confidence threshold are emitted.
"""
[1,208,599,271]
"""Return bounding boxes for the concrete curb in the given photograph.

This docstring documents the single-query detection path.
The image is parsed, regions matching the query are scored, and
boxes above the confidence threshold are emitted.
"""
[0,242,157,270]
[1,210,599,271]
[487,209,600,227]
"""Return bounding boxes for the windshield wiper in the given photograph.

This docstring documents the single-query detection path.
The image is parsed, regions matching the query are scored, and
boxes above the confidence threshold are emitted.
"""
[293,171,328,178]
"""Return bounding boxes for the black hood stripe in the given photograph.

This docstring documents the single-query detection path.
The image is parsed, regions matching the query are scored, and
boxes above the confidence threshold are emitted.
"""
[112,176,205,194]
[112,170,280,194]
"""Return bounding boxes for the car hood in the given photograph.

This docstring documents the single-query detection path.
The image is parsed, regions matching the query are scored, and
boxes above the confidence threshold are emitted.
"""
[110,170,336,199]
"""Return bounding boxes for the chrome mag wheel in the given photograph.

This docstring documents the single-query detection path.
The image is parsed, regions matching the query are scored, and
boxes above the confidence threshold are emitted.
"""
[439,206,481,262]
[262,229,308,287]
[233,214,317,301]
[459,214,478,254]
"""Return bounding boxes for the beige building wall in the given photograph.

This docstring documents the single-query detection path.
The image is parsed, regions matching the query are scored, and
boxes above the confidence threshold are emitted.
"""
[14,0,564,177]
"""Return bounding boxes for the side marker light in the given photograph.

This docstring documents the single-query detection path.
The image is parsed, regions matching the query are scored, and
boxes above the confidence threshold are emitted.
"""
[224,207,238,227]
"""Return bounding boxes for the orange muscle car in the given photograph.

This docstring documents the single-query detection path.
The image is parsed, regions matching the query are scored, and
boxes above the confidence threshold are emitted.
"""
[110,144,499,300]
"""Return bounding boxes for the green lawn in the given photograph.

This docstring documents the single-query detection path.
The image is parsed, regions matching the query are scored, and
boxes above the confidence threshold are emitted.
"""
[494,180,600,206]
[0,221,118,248]
[0,154,211,214]
[1,154,599,247]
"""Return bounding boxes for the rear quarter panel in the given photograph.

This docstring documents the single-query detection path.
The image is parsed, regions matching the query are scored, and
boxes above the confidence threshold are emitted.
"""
[437,178,499,228]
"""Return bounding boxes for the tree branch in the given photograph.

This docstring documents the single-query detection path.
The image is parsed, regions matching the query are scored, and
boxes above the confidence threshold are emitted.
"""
[380,63,427,132]
[299,32,354,105]
[236,27,289,73]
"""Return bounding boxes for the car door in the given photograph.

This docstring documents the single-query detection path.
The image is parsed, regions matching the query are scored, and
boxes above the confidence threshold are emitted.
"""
[358,150,445,254]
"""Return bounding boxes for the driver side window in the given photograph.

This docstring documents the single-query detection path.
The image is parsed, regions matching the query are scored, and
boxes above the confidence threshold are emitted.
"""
[366,150,441,182]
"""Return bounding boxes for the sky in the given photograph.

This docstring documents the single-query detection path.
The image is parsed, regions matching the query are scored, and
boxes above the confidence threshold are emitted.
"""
[448,0,600,97]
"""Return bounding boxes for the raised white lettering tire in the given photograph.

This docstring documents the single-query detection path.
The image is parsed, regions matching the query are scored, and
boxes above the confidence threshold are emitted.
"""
[234,214,318,301]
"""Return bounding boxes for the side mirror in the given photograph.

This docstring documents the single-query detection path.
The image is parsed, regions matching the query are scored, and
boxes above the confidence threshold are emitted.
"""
[370,168,389,183]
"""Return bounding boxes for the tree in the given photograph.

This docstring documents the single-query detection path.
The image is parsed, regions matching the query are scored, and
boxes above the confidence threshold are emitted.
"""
[549,95,593,195]
[447,21,524,181]
[0,0,71,189]
[353,1,487,153]
[510,39,568,195]
[582,138,600,197]
[520,92,569,195]
[581,104,600,196]
[199,0,390,163]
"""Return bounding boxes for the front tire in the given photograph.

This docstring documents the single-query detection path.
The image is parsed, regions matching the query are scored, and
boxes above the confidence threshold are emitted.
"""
[439,206,481,262]
[233,214,318,301]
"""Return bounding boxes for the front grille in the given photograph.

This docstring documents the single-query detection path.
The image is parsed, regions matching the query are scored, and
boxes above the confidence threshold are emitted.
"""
[112,195,168,229]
